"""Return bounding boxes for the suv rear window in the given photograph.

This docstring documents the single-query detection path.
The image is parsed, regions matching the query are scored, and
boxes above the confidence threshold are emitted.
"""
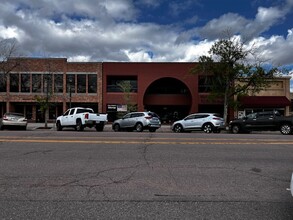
[148,112,159,118]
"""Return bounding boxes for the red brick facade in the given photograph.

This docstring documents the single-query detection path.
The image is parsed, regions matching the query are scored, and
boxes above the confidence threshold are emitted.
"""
[0,58,290,122]
[0,58,103,122]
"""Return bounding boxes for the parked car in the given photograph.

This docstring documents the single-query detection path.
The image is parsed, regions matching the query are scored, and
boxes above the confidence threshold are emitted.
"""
[171,113,224,133]
[56,107,108,131]
[229,111,293,135]
[0,112,28,130]
[112,112,161,132]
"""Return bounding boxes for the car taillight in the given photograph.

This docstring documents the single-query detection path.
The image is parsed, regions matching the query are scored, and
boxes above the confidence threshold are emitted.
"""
[213,117,222,120]
[3,115,8,120]
[85,113,89,119]
[145,116,152,119]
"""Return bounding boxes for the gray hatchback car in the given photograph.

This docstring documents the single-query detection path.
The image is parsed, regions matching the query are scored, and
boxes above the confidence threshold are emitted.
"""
[112,112,161,132]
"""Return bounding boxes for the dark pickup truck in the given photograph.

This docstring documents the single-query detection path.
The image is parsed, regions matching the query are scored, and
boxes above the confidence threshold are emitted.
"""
[229,111,293,135]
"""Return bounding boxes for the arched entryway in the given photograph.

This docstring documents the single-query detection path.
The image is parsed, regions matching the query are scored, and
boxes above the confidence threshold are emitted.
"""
[143,77,192,123]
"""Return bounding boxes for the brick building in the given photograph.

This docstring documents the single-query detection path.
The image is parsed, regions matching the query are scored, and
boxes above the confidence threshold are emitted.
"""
[102,62,224,122]
[0,58,291,122]
[0,58,102,122]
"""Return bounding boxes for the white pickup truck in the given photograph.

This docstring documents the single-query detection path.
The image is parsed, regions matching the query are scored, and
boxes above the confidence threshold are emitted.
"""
[56,107,108,131]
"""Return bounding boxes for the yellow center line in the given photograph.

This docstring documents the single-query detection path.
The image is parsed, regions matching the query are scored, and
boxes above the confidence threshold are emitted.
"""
[0,138,293,145]
[0,136,292,142]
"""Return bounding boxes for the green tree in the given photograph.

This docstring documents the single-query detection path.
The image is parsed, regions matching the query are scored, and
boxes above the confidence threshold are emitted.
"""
[0,39,21,93]
[193,37,279,125]
[34,61,58,128]
[117,80,137,113]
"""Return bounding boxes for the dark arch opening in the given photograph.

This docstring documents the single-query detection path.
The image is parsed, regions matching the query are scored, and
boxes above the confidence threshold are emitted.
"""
[143,77,191,123]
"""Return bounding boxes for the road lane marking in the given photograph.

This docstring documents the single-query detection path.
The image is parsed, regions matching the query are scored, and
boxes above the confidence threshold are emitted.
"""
[0,138,293,145]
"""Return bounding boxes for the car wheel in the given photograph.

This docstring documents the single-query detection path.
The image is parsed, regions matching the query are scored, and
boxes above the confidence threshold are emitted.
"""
[203,123,213,133]
[76,120,84,131]
[56,121,63,131]
[231,124,240,134]
[280,124,292,135]
[173,124,183,133]
[113,124,120,132]
[135,123,143,132]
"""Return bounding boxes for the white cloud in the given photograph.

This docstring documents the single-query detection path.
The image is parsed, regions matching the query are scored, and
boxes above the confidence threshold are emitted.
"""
[0,0,292,74]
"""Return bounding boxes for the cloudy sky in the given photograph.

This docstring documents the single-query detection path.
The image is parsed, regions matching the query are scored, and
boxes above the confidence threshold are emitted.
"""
[0,0,293,72]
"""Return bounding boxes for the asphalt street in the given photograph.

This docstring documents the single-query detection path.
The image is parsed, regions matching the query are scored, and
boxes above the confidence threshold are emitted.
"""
[0,128,292,219]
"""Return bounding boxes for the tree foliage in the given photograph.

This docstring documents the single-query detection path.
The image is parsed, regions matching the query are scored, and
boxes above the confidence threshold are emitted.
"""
[0,39,21,88]
[34,61,58,128]
[193,37,279,125]
[117,81,137,113]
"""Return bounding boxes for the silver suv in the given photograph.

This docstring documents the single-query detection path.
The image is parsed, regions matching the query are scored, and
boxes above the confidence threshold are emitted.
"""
[171,113,224,133]
[112,112,161,132]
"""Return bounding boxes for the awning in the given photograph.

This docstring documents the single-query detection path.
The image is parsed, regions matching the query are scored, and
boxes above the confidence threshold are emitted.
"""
[240,96,291,108]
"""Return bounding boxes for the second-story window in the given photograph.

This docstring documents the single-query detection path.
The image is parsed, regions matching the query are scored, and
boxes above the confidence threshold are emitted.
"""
[10,74,19,92]
[107,76,138,92]
[88,74,97,93]
[66,74,75,93]
[21,74,30,93]
[43,74,52,93]
[54,74,63,93]
[77,74,86,93]
[0,74,7,92]
[198,75,213,93]
[32,74,41,93]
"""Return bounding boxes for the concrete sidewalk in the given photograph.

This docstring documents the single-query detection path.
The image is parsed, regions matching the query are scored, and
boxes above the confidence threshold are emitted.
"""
[27,122,173,132]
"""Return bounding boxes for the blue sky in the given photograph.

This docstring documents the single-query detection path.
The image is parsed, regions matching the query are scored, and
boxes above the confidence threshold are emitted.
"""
[0,0,293,77]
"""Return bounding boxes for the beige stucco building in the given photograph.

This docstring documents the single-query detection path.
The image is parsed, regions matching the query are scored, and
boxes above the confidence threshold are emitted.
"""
[235,76,291,118]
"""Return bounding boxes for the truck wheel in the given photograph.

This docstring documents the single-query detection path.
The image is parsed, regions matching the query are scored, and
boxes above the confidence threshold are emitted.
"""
[231,125,240,134]
[76,120,84,131]
[135,123,143,132]
[56,121,62,131]
[280,124,292,135]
